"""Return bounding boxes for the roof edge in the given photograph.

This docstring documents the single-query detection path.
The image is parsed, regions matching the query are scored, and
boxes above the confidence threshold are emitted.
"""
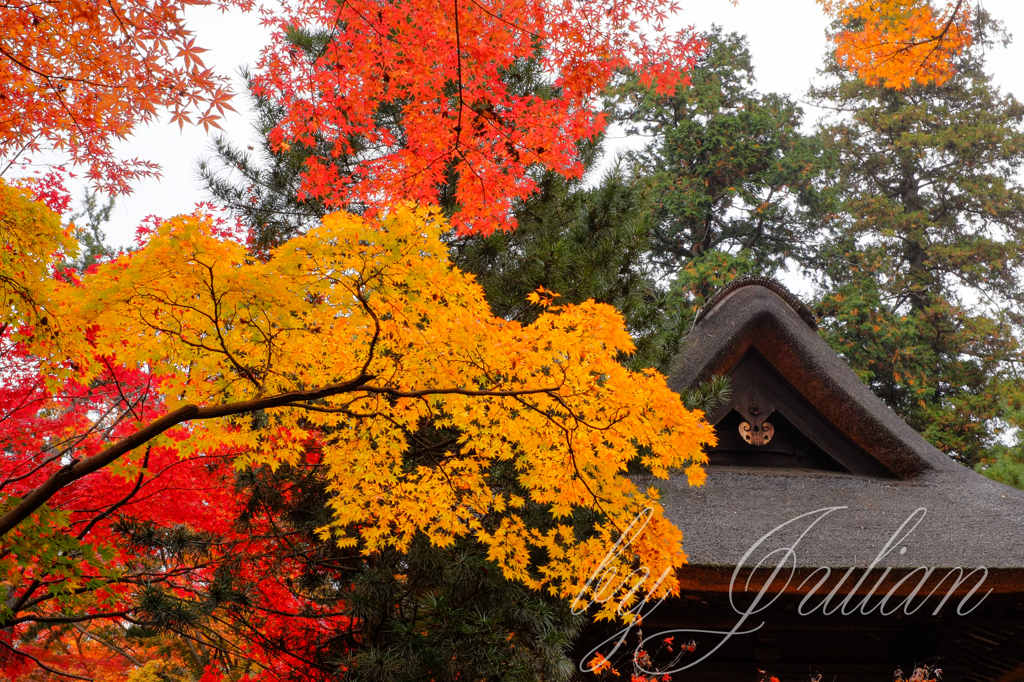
[694,276,817,329]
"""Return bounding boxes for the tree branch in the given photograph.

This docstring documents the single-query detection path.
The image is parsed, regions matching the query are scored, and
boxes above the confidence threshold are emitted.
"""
[0,639,94,681]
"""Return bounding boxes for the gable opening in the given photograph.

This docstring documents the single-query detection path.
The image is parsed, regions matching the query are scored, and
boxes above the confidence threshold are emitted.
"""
[704,349,898,478]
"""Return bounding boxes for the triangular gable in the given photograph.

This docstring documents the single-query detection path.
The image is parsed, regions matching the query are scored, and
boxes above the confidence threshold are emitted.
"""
[667,278,959,481]
[707,349,895,477]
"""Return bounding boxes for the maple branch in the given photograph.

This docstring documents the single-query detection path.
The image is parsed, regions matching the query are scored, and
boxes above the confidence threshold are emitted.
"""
[280,379,567,415]
[146,615,264,674]
[353,286,382,381]
[0,383,137,491]
[848,0,968,78]
[104,0,135,42]
[910,0,967,79]
[75,446,151,540]
[284,402,377,417]
[0,451,64,491]
[0,43,120,87]
[0,43,104,152]
[8,576,45,617]
[8,610,130,626]
[548,391,630,432]
[100,356,147,421]
[510,393,619,528]
[334,0,404,47]
[202,262,264,390]
[199,610,330,673]
[463,0,540,39]
[2,396,151,498]
[0,639,94,681]
[0,131,42,178]
[457,148,489,203]
[23,562,216,608]
[454,0,464,151]
[11,559,224,618]
[0,373,373,539]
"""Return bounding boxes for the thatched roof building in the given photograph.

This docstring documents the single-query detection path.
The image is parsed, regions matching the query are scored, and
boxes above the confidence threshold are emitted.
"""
[582,279,1024,682]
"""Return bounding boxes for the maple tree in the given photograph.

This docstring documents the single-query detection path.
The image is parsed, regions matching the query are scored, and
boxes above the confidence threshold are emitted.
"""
[0,181,244,677]
[64,203,712,598]
[251,0,705,234]
[1,184,715,677]
[0,1,714,676]
[0,0,250,193]
[818,0,974,89]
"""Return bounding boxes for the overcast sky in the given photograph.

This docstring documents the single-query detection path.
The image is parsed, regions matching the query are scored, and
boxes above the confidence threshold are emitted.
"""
[56,0,1024,248]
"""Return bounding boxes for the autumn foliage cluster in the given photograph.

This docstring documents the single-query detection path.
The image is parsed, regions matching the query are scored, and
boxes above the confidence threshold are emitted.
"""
[250,0,706,234]
[0,0,979,679]
[817,0,973,88]
[0,168,719,676]
[0,0,252,192]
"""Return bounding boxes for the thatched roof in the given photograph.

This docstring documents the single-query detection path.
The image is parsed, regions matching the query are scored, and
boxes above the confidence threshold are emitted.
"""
[660,279,1024,569]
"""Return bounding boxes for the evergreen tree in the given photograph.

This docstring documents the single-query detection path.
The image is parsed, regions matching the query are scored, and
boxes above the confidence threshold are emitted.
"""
[59,190,118,272]
[244,457,583,682]
[808,13,1024,468]
[608,27,824,298]
[447,152,681,371]
[128,450,585,682]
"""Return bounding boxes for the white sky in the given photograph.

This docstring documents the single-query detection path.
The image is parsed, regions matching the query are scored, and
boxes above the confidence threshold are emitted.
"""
[52,0,1024,248]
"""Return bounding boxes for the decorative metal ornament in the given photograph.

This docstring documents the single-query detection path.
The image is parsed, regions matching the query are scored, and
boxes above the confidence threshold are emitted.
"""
[739,419,774,446]
[735,387,776,447]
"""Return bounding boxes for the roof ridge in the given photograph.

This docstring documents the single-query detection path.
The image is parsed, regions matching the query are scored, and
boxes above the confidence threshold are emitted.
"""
[694,276,817,329]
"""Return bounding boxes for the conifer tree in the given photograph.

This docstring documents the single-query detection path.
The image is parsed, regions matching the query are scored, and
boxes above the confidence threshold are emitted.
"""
[808,13,1024,469]
[607,28,825,312]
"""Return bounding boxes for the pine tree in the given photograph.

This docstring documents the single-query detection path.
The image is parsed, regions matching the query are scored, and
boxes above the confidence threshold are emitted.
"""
[808,13,1024,468]
[56,189,119,273]
[607,28,825,315]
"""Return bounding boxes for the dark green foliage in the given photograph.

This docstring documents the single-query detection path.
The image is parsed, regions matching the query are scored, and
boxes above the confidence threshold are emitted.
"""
[604,28,826,358]
[248,459,584,682]
[604,21,1024,475]
[808,14,1024,467]
[607,28,824,274]
[449,154,679,371]
[125,456,586,682]
[342,537,582,682]
[63,189,117,272]
[680,373,731,414]
[977,447,1024,489]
